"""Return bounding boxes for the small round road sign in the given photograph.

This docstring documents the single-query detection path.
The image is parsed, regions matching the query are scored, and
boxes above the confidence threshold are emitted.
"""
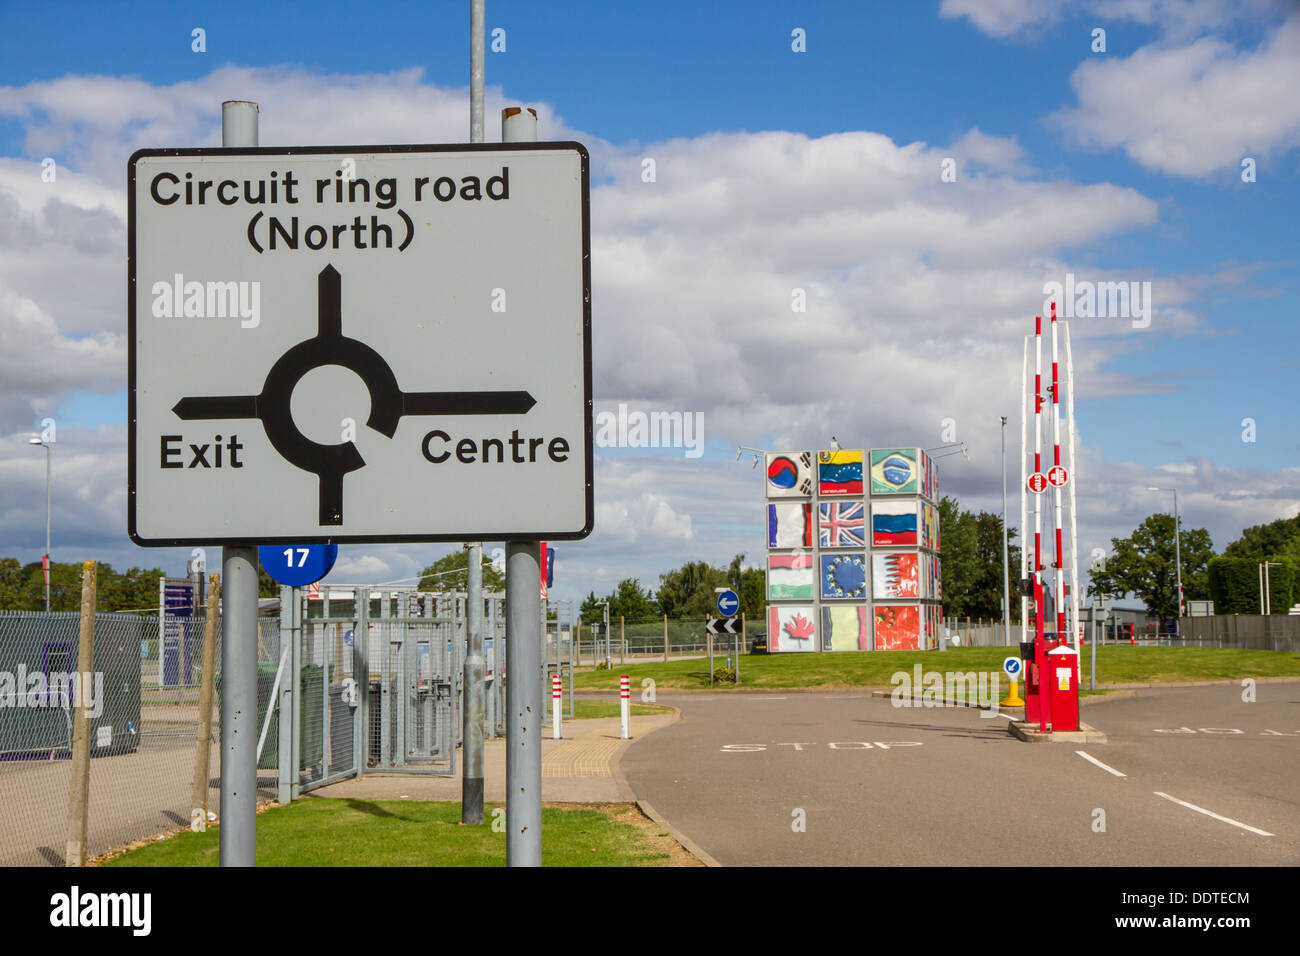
[1048,465,1069,487]
[258,543,338,587]
[1003,656,1023,679]
[1027,472,1048,494]
[717,588,740,617]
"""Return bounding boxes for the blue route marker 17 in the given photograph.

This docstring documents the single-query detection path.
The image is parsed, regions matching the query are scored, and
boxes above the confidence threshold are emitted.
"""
[258,543,339,587]
[717,588,740,617]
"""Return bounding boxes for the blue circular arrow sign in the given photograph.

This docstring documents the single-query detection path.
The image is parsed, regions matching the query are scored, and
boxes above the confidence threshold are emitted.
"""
[258,543,339,587]
[1002,656,1023,678]
[717,589,740,617]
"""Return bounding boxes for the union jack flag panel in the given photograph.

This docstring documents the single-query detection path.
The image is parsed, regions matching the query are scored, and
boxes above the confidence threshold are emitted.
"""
[819,501,865,547]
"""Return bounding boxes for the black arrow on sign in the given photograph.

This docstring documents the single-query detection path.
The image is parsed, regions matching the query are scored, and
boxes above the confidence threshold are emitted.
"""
[172,265,536,525]
[707,617,739,635]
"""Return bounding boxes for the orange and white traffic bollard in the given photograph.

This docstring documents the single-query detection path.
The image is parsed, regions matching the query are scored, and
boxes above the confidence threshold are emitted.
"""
[552,674,562,740]
[619,675,630,739]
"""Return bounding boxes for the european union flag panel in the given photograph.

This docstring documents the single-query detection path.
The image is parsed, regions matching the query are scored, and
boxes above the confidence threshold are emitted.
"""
[768,552,815,600]
[821,552,868,599]
[819,501,865,547]
[765,451,813,498]
[768,605,817,653]
[870,447,918,495]
[822,605,870,652]
[872,500,917,546]
[817,449,863,496]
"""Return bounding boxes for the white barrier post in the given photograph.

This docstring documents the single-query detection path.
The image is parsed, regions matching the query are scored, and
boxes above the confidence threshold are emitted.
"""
[552,674,562,740]
[620,675,630,739]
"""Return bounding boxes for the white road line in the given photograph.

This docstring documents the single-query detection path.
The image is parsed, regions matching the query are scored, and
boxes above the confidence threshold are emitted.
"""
[751,696,788,700]
[1075,750,1126,777]
[1153,791,1274,837]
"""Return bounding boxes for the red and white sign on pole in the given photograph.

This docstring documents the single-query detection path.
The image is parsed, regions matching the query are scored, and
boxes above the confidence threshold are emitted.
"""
[1047,465,1069,487]
[307,581,321,600]
[539,542,548,601]
[1027,472,1048,494]
[551,674,562,740]
[619,674,630,739]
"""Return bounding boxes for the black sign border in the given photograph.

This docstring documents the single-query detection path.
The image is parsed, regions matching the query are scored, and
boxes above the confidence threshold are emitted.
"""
[127,142,593,547]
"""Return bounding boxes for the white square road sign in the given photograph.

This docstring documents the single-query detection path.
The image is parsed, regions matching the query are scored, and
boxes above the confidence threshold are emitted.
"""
[128,143,592,545]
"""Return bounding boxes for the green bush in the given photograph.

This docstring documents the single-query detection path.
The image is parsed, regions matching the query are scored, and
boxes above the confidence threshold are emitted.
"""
[1209,556,1296,613]
[594,660,612,670]
[712,666,736,684]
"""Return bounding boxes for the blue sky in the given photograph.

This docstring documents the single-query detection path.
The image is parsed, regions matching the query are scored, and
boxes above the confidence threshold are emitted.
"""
[0,0,1297,600]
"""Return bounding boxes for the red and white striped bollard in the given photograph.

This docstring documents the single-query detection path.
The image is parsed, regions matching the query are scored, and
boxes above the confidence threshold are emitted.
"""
[619,675,630,739]
[551,674,562,740]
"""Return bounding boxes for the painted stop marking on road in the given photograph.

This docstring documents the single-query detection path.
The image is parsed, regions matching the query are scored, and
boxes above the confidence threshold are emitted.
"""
[1048,465,1069,487]
[1027,472,1048,493]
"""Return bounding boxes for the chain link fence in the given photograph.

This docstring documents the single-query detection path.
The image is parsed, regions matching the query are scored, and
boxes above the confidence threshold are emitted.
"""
[0,609,290,866]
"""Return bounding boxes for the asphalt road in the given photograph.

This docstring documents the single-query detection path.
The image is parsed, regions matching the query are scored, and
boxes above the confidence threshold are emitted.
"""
[621,682,1300,866]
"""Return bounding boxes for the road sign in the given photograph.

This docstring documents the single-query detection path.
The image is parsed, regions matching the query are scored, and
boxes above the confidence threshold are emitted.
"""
[707,616,739,635]
[716,589,739,617]
[128,144,592,545]
[258,543,338,587]
[1047,465,1069,487]
[1027,472,1048,494]
[1003,656,1023,679]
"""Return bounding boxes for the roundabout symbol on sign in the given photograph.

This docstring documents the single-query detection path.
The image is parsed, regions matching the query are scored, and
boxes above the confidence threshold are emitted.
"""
[172,265,535,526]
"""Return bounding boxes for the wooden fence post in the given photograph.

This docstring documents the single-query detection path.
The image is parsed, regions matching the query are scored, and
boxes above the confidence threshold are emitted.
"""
[191,573,220,828]
[64,560,97,867]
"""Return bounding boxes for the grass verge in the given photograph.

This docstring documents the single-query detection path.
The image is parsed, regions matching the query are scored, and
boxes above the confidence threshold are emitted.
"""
[568,700,672,719]
[572,646,1300,691]
[100,798,679,867]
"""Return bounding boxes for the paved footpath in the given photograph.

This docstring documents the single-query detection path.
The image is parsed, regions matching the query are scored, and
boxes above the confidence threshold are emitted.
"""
[618,683,1300,867]
[310,713,676,804]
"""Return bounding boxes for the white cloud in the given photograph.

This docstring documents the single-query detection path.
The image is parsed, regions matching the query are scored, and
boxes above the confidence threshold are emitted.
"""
[939,0,1068,37]
[0,64,1287,605]
[940,0,1287,40]
[1055,15,1300,176]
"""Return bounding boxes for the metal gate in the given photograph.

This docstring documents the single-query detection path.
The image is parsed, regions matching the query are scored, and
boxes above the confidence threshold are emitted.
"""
[367,592,459,775]
[274,589,359,797]
[272,584,510,794]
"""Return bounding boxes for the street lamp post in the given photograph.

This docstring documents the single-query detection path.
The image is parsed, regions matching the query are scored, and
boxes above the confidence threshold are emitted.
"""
[1000,416,1010,646]
[1146,486,1182,637]
[28,438,52,613]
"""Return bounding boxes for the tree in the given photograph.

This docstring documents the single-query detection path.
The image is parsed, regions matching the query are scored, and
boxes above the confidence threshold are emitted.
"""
[968,512,1022,621]
[655,560,729,619]
[579,591,605,625]
[418,549,505,592]
[937,497,978,618]
[1089,513,1214,620]
[608,578,657,621]
[1222,515,1300,562]
[1208,556,1295,614]
[725,553,765,619]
